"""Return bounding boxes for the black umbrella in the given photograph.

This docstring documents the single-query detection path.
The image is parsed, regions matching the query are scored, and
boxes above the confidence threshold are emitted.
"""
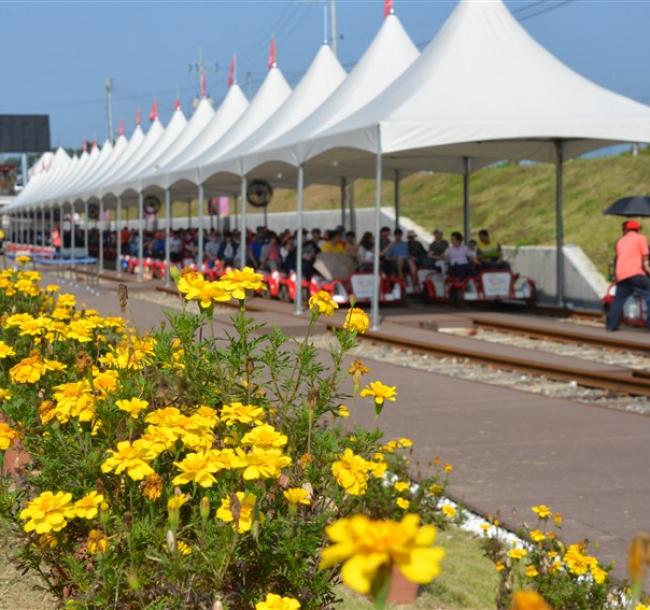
[604,196,650,217]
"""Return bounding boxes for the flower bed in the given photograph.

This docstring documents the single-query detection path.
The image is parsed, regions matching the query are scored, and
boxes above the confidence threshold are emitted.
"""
[0,263,645,610]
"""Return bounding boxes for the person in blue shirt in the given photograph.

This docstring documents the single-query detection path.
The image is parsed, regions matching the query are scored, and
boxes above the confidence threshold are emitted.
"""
[383,228,416,280]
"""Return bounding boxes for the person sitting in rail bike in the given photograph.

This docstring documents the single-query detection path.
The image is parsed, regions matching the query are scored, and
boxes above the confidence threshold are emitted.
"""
[477,228,510,270]
[444,232,479,280]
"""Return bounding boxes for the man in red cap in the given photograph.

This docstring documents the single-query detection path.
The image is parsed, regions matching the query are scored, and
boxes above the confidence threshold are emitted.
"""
[606,219,650,331]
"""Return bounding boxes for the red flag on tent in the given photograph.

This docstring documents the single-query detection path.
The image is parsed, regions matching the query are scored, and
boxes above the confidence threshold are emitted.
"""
[82,140,87,153]
[200,70,207,97]
[91,139,97,149]
[227,54,236,87]
[384,0,394,17]
[268,37,276,69]
[135,108,142,125]
[149,100,158,122]
[174,98,181,111]
[118,119,125,136]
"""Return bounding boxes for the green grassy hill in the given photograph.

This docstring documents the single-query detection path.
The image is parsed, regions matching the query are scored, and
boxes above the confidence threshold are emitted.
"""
[268,151,650,276]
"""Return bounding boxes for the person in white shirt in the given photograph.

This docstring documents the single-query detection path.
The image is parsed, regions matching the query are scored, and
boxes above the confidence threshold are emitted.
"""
[444,232,478,280]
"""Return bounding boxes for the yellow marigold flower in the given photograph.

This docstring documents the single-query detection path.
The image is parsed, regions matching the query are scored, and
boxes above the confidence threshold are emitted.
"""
[67,319,95,343]
[508,548,528,560]
[38,399,56,423]
[0,388,11,401]
[16,255,31,264]
[37,533,58,550]
[141,473,164,501]
[172,451,223,488]
[591,565,607,584]
[525,565,539,578]
[241,423,287,449]
[87,529,109,555]
[331,449,371,496]
[343,307,370,334]
[531,504,552,519]
[495,561,506,572]
[441,505,457,519]
[177,540,192,555]
[396,498,410,510]
[309,290,338,316]
[221,402,265,426]
[216,492,258,533]
[101,440,156,481]
[92,369,119,396]
[219,266,266,300]
[116,397,149,419]
[0,341,15,359]
[0,422,18,450]
[635,604,650,610]
[553,512,563,526]
[256,593,301,610]
[177,272,231,309]
[529,529,546,544]
[443,463,453,473]
[320,513,444,594]
[20,491,74,534]
[337,405,350,418]
[238,447,292,480]
[283,487,311,506]
[510,591,553,610]
[167,495,189,512]
[360,381,397,414]
[348,359,370,377]
[367,453,387,478]
[564,543,591,576]
[57,293,76,308]
[9,354,47,384]
[394,481,410,493]
[46,284,60,293]
[73,491,104,519]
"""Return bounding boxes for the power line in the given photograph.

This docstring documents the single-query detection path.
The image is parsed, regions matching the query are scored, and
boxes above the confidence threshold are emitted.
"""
[517,0,574,22]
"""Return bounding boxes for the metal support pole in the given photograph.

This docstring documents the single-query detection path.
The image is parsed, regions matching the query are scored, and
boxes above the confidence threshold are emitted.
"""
[198,184,205,271]
[187,200,191,229]
[70,204,76,278]
[371,139,383,331]
[555,140,565,307]
[21,154,28,188]
[138,192,144,282]
[164,188,171,287]
[295,164,305,315]
[463,156,471,244]
[240,177,248,268]
[330,0,338,58]
[99,199,104,274]
[340,177,347,229]
[84,202,89,257]
[394,169,401,230]
[40,207,45,246]
[116,196,122,278]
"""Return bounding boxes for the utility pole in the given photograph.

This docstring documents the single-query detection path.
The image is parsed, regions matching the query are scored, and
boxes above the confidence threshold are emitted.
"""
[330,0,337,58]
[245,71,253,98]
[105,77,114,143]
[189,46,219,108]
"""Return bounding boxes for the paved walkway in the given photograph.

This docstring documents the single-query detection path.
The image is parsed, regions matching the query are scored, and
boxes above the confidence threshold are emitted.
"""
[44,273,650,578]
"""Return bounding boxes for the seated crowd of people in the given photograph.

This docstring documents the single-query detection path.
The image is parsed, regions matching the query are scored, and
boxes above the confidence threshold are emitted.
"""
[32,223,510,283]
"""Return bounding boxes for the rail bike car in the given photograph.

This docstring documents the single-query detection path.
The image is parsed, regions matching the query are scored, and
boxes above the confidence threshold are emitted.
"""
[602,283,649,328]
[421,268,536,307]
[308,272,404,305]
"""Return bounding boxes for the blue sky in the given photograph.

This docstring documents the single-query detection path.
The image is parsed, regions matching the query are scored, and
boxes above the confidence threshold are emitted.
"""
[2,0,650,149]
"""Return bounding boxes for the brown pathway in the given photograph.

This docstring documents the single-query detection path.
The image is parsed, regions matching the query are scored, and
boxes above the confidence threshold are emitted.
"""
[41,273,650,578]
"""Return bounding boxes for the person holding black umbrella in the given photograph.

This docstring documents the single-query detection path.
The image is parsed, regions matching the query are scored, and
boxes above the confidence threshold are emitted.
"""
[606,219,650,331]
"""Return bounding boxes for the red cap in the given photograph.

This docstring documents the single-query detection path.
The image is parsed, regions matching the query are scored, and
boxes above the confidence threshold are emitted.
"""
[624,220,642,231]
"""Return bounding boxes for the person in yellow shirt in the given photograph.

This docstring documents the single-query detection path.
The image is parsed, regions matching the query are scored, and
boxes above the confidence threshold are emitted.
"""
[321,229,346,254]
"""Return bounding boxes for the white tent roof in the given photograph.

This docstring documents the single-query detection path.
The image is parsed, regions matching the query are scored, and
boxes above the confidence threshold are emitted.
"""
[99,118,165,198]
[115,105,188,197]
[212,44,346,179]
[308,0,650,167]
[137,97,215,191]
[16,147,71,210]
[191,65,292,186]
[244,13,419,174]
[161,83,249,188]
[48,142,101,205]
[82,125,145,200]
[56,140,110,204]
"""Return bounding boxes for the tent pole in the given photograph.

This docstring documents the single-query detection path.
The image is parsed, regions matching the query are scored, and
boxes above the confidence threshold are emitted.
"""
[84,202,89,259]
[99,199,104,275]
[348,180,356,234]
[164,188,171,287]
[463,156,471,244]
[40,206,45,246]
[240,177,248,268]
[116,196,122,278]
[394,169,401,230]
[198,184,205,271]
[138,192,144,282]
[295,164,305,315]
[340,176,347,229]
[70,203,76,278]
[555,140,565,307]
[371,140,383,331]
